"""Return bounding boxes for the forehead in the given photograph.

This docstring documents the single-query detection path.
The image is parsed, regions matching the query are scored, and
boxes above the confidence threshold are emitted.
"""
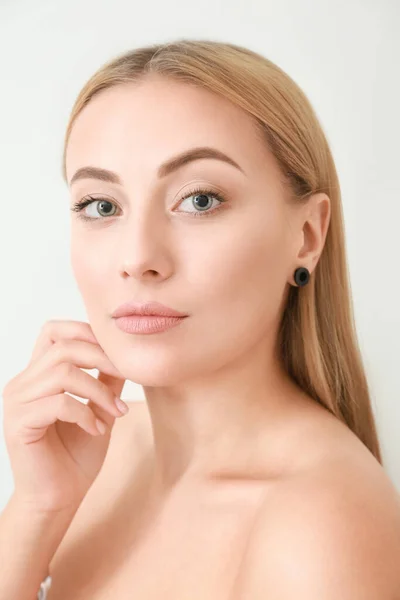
[65,77,277,186]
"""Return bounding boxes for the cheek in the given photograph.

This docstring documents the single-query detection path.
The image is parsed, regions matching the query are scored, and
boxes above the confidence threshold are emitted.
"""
[193,220,288,301]
[187,216,290,337]
[70,242,110,312]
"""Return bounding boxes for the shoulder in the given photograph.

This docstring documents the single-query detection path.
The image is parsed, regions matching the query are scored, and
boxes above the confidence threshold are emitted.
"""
[237,452,400,599]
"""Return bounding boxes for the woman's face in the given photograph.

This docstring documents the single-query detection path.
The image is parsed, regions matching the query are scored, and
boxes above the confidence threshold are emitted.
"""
[65,76,303,386]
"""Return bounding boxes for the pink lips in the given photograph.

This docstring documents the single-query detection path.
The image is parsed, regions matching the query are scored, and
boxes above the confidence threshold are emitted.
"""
[112,301,188,335]
[112,300,187,319]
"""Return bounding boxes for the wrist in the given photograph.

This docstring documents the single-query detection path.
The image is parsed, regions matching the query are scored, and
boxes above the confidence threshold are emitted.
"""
[10,491,79,522]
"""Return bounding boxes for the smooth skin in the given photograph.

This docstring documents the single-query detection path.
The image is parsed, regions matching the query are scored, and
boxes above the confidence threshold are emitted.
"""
[3,75,400,598]
[3,320,127,512]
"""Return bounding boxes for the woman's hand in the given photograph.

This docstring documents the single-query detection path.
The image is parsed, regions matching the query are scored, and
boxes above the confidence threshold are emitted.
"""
[2,320,127,515]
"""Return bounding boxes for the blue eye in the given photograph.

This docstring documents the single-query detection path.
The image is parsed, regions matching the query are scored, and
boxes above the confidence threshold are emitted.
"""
[70,186,227,222]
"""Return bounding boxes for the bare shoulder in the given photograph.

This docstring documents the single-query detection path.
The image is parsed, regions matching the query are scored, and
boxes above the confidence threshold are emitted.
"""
[49,400,152,576]
[236,436,400,599]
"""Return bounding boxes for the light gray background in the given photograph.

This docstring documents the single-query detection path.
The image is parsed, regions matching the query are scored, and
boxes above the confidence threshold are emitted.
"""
[0,0,399,511]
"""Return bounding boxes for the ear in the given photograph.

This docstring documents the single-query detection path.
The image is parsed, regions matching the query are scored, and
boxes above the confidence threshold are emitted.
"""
[295,192,331,274]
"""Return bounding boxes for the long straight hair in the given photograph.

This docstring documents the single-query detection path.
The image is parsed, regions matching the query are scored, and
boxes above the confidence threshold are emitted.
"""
[61,39,383,464]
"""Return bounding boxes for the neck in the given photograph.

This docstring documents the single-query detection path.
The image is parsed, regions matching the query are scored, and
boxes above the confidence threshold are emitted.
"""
[142,339,305,499]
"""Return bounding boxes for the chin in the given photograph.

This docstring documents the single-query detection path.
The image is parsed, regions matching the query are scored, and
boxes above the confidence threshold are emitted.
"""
[100,324,226,386]
[123,370,187,388]
[113,355,191,387]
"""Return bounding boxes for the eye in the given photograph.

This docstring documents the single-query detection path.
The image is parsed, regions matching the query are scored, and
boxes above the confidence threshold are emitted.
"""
[70,186,227,222]
[70,196,119,221]
[175,186,227,218]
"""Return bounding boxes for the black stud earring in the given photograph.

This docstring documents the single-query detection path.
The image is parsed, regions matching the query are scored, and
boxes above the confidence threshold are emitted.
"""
[294,267,310,287]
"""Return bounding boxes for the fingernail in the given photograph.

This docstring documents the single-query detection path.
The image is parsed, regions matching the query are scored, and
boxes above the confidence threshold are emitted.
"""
[115,398,129,414]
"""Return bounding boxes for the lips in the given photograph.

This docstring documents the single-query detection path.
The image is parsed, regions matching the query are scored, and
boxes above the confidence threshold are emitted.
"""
[111,300,187,319]
[114,314,185,335]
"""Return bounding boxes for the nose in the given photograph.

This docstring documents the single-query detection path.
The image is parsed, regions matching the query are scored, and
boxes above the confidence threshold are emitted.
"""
[117,210,173,282]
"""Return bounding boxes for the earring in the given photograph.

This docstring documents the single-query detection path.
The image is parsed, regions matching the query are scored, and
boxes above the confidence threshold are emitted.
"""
[294,267,310,287]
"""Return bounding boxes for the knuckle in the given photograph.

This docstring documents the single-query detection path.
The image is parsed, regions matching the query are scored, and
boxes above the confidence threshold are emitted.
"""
[53,393,67,416]
[2,376,22,401]
[41,319,57,336]
[57,361,75,379]
[56,392,66,407]
[2,389,13,412]
[2,379,15,398]
[50,339,69,361]
[58,393,72,411]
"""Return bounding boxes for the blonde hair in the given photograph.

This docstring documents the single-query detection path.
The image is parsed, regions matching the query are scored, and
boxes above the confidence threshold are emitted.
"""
[61,38,383,464]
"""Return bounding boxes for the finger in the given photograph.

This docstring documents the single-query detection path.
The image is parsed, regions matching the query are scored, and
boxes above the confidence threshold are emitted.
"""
[16,339,125,390]
[97,363,126,402]
[95,369,127,418]
[19,393,106,443]
[29,320,99,365]
[15,363,124,421]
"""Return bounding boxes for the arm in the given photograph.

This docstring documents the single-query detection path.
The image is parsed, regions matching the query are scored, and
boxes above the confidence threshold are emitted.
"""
[0,493,77,600]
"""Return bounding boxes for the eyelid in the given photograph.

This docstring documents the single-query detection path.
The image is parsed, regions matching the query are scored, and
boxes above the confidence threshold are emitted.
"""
[70,185,228,221]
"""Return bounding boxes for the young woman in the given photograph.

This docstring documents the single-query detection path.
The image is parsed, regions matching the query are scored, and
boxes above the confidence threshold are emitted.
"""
[2,38,400,599]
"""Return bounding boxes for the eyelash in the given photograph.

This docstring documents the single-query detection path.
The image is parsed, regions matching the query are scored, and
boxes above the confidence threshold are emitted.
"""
[70,186,227,222]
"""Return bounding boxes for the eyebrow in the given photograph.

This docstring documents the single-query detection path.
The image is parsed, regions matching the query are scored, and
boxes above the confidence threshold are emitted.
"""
[69,146,245,186]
